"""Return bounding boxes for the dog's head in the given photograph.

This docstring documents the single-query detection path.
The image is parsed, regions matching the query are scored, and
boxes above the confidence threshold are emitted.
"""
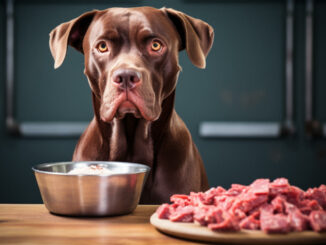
[49,7,214,122]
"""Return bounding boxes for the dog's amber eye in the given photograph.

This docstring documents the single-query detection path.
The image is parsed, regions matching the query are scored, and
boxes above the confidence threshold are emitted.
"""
[97,42,108,53]
[151,40,162,51]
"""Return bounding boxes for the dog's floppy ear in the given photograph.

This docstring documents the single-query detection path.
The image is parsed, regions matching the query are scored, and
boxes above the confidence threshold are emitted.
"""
[162,8,214,69]
[49,10,98,69]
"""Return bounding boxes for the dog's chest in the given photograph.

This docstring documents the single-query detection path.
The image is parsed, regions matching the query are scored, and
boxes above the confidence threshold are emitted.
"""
[109,116,154,167]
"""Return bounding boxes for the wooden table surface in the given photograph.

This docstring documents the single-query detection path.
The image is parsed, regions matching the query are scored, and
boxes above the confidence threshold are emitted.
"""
[0,204,204,245]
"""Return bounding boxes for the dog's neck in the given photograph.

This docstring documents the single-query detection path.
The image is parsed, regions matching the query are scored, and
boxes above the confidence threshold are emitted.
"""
[109,116,153,165]
[91,91,176,167]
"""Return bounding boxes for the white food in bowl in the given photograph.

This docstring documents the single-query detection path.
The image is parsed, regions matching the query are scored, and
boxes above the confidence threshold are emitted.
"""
[68,165,113,175]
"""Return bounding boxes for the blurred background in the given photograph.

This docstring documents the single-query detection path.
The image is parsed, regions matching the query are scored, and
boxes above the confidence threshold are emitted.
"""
[0,0,325,203]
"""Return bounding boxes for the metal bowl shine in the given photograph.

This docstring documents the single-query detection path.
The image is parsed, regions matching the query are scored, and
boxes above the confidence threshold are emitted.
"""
[32,161,150,216]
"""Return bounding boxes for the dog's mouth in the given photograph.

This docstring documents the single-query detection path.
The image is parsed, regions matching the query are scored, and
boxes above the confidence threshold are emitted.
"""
[100,90,157,122]
[115,101,142,120]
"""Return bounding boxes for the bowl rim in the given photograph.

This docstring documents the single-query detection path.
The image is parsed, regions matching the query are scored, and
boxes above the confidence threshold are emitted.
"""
[32,161,151,176]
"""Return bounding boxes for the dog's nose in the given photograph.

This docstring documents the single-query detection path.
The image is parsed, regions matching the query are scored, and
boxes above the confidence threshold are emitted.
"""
[112,69,141,89]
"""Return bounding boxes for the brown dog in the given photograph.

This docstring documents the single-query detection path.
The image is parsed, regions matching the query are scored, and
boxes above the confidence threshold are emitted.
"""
[49,7,214,204]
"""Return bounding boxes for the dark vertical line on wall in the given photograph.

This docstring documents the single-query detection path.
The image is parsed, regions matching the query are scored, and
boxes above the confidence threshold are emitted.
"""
[5,0,16,132]
[305,0,313,124]
[304,0,324,137]
[285,0,294,134]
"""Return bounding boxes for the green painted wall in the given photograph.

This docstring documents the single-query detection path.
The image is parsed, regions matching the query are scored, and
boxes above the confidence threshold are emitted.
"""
[0,0,325,203]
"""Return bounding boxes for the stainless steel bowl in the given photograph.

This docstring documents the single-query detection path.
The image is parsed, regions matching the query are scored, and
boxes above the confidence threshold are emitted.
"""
[32,161,150,216]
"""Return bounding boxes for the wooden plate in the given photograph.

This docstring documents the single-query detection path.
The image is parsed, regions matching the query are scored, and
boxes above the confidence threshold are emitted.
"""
[150,213,326,244]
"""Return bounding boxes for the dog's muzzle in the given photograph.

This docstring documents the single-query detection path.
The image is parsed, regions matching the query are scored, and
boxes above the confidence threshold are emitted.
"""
[112,69,142,90]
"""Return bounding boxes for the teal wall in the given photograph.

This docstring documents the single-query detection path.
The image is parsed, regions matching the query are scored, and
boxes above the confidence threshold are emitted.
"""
[0,0,325,203]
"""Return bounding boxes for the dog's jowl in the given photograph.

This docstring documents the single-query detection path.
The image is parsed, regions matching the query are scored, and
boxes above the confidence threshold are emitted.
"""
[49,7,214,204]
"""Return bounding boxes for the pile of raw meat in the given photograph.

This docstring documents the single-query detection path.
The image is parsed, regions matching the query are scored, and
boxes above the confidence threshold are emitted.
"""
[156,178,326,233]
